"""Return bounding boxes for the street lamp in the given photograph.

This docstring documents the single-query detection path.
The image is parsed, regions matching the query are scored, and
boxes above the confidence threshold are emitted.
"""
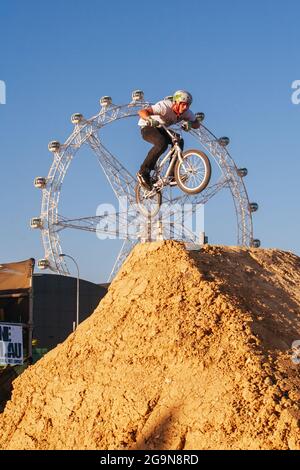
[59,254,80,330]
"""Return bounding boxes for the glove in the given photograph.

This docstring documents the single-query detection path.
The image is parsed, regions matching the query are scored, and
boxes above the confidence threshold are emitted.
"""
[181,121,192,132]
[147,117,160,127]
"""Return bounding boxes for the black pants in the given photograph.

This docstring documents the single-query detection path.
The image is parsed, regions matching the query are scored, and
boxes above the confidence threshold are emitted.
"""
[140,126,184,174]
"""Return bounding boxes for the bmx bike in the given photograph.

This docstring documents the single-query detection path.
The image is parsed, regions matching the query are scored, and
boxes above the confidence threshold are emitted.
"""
[135,124,211,217]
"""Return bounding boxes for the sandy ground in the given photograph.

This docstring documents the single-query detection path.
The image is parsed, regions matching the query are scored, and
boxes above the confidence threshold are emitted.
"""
[0,241,299,450]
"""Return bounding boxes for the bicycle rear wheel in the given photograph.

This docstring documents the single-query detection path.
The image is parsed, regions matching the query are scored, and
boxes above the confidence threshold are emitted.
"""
[135,184,162,217]
[175,149,211,194]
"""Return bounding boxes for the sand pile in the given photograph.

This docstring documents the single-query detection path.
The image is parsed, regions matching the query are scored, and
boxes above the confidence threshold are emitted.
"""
[0,241,300,450]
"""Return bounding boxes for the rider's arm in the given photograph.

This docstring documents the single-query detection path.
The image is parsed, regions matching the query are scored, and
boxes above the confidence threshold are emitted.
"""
[138,107,154,120]
[183,110,200,129]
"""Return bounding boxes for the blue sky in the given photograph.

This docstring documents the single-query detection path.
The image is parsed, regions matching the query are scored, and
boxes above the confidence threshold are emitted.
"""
[0,0,299,283]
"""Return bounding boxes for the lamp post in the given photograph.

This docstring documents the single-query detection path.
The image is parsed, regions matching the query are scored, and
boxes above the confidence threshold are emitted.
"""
[59,254,80,330]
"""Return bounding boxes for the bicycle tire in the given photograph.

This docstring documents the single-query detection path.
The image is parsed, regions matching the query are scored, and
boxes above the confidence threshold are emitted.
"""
[175,149,211,194]
[135,183,162,218]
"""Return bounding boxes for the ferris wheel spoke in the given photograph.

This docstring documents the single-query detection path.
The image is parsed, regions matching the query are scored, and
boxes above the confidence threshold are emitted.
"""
[54,211,144,238]
[169,176,229,206]
[54,214,115,233]
[87,134,137,202]
[108,239,139,281]
[171,222,198,243]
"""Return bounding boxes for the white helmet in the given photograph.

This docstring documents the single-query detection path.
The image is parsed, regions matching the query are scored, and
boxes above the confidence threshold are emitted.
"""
[173,90,193,105]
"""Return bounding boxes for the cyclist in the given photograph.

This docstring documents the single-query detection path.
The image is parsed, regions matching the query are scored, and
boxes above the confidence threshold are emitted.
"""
[137,90,200,190]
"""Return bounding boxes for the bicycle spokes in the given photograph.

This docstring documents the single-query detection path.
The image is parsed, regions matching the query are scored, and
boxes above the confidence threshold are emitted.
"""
[180,156,205,185]
[135,184,162,217]
[175,150,211,194]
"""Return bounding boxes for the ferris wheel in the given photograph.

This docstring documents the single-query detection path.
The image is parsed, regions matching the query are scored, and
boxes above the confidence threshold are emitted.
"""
[30,91,260,281]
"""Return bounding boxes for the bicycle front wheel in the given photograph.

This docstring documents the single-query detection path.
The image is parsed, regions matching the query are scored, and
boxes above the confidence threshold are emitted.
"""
[175,149,211,194]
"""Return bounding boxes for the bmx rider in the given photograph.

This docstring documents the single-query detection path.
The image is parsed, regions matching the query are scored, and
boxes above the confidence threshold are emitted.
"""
[137,90,200,190]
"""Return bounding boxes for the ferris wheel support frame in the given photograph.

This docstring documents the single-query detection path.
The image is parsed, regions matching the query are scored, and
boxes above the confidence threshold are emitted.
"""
[32,94,259,279]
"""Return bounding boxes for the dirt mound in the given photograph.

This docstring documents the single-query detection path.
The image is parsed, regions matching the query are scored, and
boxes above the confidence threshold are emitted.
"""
[0,241,300,450]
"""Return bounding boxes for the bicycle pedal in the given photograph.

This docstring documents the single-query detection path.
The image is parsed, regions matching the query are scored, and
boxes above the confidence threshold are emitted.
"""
[153,179,163,189]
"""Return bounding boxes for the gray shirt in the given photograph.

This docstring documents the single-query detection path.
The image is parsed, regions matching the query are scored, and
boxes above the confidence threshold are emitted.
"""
[138,99,196,127]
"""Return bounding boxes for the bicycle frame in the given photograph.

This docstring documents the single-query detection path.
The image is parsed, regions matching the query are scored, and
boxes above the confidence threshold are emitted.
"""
[153,125,184,185]
[139,125,185,199]
[137,124,212,206]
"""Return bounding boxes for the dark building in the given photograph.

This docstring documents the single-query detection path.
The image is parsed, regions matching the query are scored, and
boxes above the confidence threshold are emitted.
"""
[32,274,107,350]
[0,267,108,357]
[0,263,107,410]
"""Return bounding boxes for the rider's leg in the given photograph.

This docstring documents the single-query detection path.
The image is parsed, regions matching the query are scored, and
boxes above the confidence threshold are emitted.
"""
[139,127,169,174]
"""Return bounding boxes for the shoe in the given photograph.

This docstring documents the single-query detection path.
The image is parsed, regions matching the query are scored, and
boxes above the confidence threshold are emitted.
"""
[137,171,152,191]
